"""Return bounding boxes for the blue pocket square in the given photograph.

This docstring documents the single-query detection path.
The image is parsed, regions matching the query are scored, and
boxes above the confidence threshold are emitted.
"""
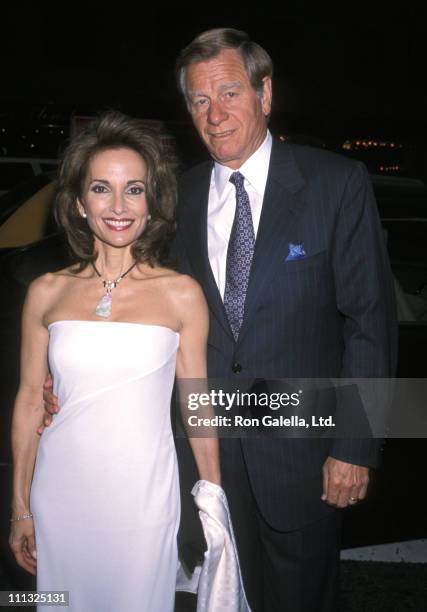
[285,243,306,261]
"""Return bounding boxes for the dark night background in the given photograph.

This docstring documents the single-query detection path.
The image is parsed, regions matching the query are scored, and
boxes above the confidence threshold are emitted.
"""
[1,6,427,155]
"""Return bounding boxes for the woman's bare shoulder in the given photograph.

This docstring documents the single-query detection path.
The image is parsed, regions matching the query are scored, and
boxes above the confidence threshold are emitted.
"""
[27,272,59,296]
[167,276,208,322]
[143,264,201,294]
[26,265,84,305]
[157,269,203,298]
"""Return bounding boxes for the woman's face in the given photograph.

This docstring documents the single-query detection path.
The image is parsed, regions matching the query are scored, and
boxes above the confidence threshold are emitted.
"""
[77,147,149,249]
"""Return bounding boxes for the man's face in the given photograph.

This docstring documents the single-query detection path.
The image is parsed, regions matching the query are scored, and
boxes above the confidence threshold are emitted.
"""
[185,49,272,169]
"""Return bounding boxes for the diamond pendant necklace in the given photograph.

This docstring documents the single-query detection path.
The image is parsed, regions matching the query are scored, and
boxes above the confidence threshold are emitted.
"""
[91,260,137,318]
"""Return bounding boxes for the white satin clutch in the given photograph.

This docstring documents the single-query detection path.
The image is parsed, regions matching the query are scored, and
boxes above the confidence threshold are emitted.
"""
[176,480,251,612]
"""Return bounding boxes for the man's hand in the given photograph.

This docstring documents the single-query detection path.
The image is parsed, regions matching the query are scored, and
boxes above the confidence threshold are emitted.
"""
[321,456,369,508]
[37,374,59,435]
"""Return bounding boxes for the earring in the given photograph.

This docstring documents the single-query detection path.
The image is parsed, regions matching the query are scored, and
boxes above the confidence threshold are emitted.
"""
[147,215,151,221]
[81,212,87,218]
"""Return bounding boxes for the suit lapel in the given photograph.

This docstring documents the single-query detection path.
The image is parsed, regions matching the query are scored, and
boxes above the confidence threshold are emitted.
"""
[238,142,306,340]
[179,142,306,343]
[179,163,233,339]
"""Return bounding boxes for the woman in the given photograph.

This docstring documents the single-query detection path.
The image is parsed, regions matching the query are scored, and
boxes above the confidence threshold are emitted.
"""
[9,111,220,611]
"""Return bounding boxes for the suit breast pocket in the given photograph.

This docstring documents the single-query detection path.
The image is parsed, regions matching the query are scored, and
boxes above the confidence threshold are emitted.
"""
[272,250,332,308]
[280,250,328,274]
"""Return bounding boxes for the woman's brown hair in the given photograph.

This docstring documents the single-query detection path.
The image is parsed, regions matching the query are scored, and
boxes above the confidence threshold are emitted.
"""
[55,111,176,267]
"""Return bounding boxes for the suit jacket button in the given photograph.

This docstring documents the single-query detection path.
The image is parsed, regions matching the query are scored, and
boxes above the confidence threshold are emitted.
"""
[232,363,242,374]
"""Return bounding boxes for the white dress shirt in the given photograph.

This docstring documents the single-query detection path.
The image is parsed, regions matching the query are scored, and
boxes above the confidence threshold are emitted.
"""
[207,131,273,298]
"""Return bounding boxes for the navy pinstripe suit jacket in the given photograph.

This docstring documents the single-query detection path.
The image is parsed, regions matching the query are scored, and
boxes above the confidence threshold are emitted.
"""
[176,140,397,531]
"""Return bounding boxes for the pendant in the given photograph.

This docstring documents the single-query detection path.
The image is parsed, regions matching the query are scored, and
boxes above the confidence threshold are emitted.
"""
[95,292,112,317]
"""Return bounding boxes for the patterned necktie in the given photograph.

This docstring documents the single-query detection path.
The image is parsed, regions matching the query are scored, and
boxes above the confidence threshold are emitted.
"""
[224,171,255,341]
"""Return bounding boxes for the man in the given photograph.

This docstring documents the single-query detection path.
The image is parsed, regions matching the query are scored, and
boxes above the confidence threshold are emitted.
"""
[42,28,396,611]
[173,28,397,611]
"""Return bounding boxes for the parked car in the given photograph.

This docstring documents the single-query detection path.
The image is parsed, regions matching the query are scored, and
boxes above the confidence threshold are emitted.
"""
[0,156,58,197]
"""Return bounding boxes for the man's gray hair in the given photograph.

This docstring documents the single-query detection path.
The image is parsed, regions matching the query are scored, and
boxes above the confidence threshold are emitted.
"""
[175,28,273,102]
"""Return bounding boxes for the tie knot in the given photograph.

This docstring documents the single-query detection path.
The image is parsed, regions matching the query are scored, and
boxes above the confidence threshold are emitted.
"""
[229,171,245,190]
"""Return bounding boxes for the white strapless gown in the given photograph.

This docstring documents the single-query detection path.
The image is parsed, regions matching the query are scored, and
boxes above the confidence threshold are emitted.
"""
[30,321,180,612]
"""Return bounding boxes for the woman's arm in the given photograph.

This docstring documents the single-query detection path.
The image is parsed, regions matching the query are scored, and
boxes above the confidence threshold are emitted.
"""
[175,276,221,486]
[9,276,50,574]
